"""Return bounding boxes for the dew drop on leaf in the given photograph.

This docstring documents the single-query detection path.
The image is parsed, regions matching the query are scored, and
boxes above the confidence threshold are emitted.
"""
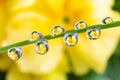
[50,25,65,36]
[8,47,22,61]
[64,33,78,46]
[34,41,49,55]
[102,17,113,24]
[86,27,101,40]
[29,31,43,41]
[74,20,87,30]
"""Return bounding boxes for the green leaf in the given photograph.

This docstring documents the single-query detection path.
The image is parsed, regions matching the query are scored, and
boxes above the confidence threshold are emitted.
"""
[112,0,120,13]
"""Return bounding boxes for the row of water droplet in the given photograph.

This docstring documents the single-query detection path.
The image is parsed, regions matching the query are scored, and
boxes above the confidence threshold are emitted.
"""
[8,17,113,61]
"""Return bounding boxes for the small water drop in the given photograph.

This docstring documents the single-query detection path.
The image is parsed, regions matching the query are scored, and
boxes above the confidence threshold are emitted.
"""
[51,25,65,36]
[8,47,22,61]
[74,20,87,30]
[64,33,78,46]
[102,17,113,24]
[86,27,101,40]
[29,31,43,41]
[34,41,49,55]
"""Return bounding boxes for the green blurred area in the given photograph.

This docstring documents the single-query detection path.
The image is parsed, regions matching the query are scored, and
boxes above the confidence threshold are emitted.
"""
[0,72,6,80]
[112,0,120,13]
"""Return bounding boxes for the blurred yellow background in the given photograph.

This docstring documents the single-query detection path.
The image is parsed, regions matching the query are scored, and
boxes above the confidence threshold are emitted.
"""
[0,0,120,80]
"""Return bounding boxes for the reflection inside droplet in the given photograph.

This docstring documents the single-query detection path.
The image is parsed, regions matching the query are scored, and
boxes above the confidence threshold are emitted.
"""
[8,47,22,61]
[29,31,42,41]
[51,25,65,36]
[35,41,49,55]
[64,33,78,46]
[102,17,113,24]
[75,20,87,30]
[86,27,101,40]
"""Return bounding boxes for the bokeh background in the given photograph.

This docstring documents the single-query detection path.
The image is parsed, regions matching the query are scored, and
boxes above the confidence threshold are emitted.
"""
[0,0,120,80]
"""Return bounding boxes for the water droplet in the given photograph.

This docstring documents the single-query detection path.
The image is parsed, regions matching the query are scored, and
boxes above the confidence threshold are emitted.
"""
[29,31,43,41]
[64,33,78,46]
[86,27,101,40]
[8,47,22,61]
[102,17,113,24]
[34,41,49,55]
[51,25,65,36]
[74,21,87,30]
